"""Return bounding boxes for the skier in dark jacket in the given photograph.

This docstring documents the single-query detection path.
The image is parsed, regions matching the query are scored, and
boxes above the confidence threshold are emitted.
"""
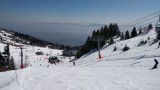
[72,56,77,66]
[73,61,75,66]
[152,59,159,69]
[158,42,160,48]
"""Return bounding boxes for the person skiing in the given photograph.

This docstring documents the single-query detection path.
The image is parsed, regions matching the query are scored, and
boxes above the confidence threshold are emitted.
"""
[73,61,75,66]
[47,65,49,68]
[72,56,77,66]
[152,59,159,69]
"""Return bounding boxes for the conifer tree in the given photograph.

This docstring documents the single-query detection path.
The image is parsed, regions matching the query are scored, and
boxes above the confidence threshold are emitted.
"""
[125,30,130,39]
[131,27,137,38]
[3,44,10,70]
[92,30,96,37]
[84,36,91,51]
[96,29,100,36]
[109,38,114,45]
[103,25,108,39]
[115,23,120,36]
[0,52,5,70]
[85,36,91,45]
[120,32,124,40]
[0,35,2,41]
[108,23,113,37]
[76,50,81,59]
[100,27,104,36]
[9,56,15,70]
[148,24,153,30]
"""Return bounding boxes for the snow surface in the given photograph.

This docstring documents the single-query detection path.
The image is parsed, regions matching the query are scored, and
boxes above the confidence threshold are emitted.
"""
[0,29,160,90]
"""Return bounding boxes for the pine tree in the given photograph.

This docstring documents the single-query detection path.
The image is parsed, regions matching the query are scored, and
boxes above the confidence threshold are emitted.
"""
[120,32,124,40]
[131,27,137,38]
[125,30,130,39]
[3,44,10,55]
[109,38,114,45]
[60,44,65,50]
[0,52,5,71]
[0,35,2,41]
[85,36,91,45]
[3,44,10,70]
[148,24,153,30]
[115,23,120,37]
[84,36,91,51]
[103,25,108,39]
[92,30,96,37]
[108,23,113,37]
[9,56,15,70]
[76,50,81,59]
[100,27,104,36]
[96,29,100,36]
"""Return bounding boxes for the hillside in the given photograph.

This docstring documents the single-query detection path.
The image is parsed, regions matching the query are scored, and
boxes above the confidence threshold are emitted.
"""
[0,28,70,49]
[77,29,160,65]
[0,29,160,90]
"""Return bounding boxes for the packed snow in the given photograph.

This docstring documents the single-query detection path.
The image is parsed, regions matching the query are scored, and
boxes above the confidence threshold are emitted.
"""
[0,29,160,90]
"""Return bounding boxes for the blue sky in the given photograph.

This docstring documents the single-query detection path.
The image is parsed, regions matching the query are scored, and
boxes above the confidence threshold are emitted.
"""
[0,0,160,25]
[0,0,160,46]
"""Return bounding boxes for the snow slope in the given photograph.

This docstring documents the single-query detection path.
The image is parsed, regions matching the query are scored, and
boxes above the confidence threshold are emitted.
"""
[0,30,160,90]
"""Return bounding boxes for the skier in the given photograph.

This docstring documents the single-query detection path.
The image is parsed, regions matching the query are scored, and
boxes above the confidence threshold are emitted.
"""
[72,56,77,66]
[158,42,160,48]
[73,61,75,66]
[152,59,159,69]
[47,65,49,68]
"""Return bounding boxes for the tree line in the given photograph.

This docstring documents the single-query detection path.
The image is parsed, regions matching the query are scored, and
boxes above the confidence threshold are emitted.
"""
[121,24,152,40]
[76,23,153,58]
[76,23,120,58]
[6,30,71,50]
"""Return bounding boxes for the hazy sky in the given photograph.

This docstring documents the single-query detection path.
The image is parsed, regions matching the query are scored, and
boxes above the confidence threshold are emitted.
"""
[0,0,160,25]
[0,0,160,46]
